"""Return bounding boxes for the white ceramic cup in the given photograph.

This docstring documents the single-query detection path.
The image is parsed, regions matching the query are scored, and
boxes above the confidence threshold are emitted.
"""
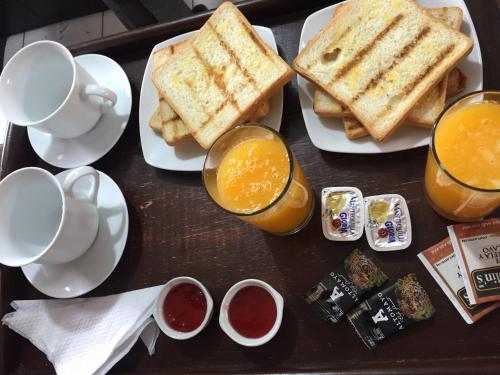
[0,40,117,139]
[154,276,214,340]
[0,166,100,267]
[219,279,284,347]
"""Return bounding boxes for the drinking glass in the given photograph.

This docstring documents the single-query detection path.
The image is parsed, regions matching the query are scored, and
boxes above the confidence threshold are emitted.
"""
[203,124,314,235]
[424,91,500,222]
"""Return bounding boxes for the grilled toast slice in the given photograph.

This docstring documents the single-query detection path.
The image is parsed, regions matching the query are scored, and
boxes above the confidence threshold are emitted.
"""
[150,40,193,145]
[339,67,468,140]
[293,0,473,141]
[343,117,369,139]
[150,38,272,146]
[149,107,163,133]
[313,89,351,117]
[313,7,463,128]
[152,1,294,149]
[446,65,466,97]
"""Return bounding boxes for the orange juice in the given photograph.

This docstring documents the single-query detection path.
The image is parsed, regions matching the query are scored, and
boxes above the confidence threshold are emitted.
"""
[213,133,314,235]
[425,100,500,221]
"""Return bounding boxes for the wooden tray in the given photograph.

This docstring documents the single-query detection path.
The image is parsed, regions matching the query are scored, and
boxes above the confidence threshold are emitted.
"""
[1,0,500,373]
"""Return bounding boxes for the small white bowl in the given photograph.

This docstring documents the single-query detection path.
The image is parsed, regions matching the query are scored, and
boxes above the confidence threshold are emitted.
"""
[219,279,284,347]
[153,276,213,340]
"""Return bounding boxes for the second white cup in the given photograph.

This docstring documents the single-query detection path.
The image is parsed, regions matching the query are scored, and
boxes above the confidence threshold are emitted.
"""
[0,166,100,267]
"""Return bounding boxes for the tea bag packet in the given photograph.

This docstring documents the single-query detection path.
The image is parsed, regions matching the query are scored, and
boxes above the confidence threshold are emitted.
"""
[305,249,388,323]
[347,274,435,350]
[448,218,500,305]
[321,187,364,241]
[419,237,500,324]
[364,194,412,251]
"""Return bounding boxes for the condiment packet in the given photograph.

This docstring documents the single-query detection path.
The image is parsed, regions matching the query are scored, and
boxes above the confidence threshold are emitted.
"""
[418,237,500,324]
[321,187,364,241]
[347,273,435,350]
[364,194,412,251]
[304,248,388,323]
[448,217,500,305]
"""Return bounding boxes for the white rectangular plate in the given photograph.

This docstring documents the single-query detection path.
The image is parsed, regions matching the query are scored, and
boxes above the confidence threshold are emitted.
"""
[297,0,482,154]
[139,26,284,171]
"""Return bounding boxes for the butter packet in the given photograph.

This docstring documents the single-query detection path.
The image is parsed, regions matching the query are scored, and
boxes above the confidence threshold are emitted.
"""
[347,274,435,350]
[418,237,500,324]
[305,248,388,323]
[448,217,500,305]
[364,194,412,251]
[321,187,364,241]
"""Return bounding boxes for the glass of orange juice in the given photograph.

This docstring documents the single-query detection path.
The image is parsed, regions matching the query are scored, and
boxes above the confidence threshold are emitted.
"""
[203,124,314,235]
[424,91,500,222]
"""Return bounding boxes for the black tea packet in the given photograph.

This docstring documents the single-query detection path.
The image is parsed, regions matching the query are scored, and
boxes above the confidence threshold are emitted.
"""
[305,248,388,323]
[348,273,435,350]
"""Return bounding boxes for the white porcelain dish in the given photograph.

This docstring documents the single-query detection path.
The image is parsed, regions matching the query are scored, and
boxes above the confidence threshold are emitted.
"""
[139,26,284,171]
[153,276,213,340]
[219,279,284,347]
[297,0,483,154]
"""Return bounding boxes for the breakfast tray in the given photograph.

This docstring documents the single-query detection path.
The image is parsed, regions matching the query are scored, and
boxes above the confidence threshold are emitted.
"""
[1,0,499,373]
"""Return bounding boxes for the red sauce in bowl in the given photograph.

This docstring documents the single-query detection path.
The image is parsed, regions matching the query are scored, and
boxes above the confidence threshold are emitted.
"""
[228,285,277,338]
[163,283,207,332]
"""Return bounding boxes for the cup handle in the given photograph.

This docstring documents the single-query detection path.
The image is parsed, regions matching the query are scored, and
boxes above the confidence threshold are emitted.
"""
[63,166,100,204]
[83,84,117,108]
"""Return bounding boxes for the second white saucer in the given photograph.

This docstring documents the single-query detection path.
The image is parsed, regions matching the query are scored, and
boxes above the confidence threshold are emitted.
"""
[27,54,132,168]
[22,169,129,298]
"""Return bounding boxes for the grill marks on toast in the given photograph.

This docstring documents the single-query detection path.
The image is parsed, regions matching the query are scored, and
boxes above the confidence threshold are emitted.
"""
[372,43,456,122]
[400,44,455,98]
[185,21,270,130]
[181,20,268,131]
[329,14,404,85]
[192,45,240,113]
[206,22,260,90]
[240,21,272,59]
[350,26,432,104]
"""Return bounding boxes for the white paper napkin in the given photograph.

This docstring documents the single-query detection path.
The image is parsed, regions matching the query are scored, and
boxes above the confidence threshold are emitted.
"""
[2,285,164,375]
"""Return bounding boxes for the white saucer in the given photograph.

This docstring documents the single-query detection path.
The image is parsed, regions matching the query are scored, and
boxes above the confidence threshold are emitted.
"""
[27,54,132,168]
[22,169,129,298]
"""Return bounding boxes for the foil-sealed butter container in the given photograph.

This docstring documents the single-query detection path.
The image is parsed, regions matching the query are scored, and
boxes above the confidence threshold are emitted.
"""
[364,194,412,251]
[322,187,364,241]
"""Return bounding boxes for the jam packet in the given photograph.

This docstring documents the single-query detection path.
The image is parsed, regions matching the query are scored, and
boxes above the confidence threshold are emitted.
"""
[321,187,364,241]
[418,237,500,324]
[305,248,388,323]
[364,194,412,251]
[347,274,435,350]
[448,217,500,305]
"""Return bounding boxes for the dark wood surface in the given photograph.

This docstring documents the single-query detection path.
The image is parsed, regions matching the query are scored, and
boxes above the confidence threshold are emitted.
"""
[1,0,500,374]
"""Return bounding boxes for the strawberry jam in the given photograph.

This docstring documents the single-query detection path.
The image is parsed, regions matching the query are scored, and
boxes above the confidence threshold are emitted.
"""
[163,283,207,332]
[228,286,277,338]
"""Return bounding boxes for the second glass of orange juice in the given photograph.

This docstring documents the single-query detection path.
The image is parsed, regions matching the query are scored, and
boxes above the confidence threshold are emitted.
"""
[203,124,314,235]
[424,91,500,222]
